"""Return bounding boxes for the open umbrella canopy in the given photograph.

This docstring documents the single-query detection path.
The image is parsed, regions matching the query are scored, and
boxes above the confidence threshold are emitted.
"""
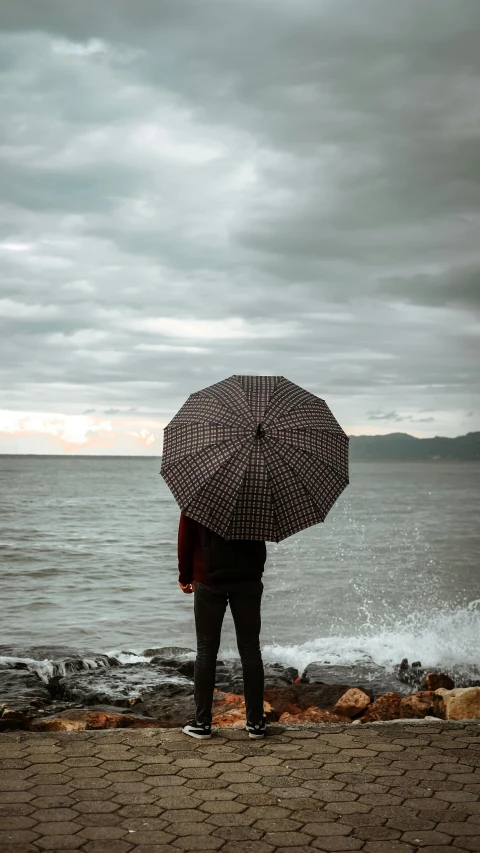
[161,374,349,542]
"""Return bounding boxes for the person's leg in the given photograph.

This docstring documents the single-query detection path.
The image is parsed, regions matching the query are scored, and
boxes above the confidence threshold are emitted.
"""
[228,581,264,725]
[193,581,228,725]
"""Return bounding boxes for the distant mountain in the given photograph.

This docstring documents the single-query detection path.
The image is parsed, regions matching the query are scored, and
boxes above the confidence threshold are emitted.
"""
[348,431,480,461]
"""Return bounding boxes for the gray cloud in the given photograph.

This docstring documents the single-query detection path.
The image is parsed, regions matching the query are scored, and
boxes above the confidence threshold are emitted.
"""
[0,0,479,444]
[377,265,480,311]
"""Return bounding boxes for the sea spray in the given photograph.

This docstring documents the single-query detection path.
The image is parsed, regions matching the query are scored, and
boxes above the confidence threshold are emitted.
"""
[258,599,480,676]
[0,652,117,683]
[209,598,480,675]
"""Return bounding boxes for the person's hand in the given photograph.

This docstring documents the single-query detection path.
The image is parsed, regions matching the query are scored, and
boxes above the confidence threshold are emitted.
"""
[178,581,194,594]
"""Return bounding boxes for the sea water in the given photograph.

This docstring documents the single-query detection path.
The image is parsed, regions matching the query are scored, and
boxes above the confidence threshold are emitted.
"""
[0,456,478,680]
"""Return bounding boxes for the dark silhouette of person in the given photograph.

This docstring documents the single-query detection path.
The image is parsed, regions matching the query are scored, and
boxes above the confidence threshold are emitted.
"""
[177,512,267,739]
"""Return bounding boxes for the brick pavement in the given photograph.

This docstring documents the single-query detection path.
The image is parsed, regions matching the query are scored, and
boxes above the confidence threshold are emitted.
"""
[0,719,479,853]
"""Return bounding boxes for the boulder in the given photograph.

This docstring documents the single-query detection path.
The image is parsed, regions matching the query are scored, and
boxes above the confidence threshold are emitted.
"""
[51,662,193,707]
[215,660,299,694]
[129,683,195,726]
[211,690,275,726]
[264,682,371,719]
[150,658,195,679]
[32,716,87,732]
[213,662,234,692]
[143,647,195,658]
[333,687,371,718]
[360,691,402,723]
[395,659,479,691]
[399,690,435,718]
[29,708,158,732]
[423,672,455,691]
[0,669,53,730]
[279,706,351,724]
[212,691,245,726]
[301,660,407,698]
[0,645,120,681]
[432,687,480,720]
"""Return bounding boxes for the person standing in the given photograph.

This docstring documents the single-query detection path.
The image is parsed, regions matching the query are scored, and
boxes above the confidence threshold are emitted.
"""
[177,512,267,740]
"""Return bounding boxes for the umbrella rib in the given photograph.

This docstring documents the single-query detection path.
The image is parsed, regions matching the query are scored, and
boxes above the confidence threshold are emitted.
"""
[271,417,347,436]
[168,404,247,430]
[166,419,245,429]
[220,454,257,538]
[201,379,256,426]
[220,442,281,542]
[265,438,349,515]
[263,380,320,424]
[161,435,252,473]
[264,443,326,518]
[272,426,349,444]
[266,399,348,436]
[185,437,256,523]
[266,432,349,481]
[264,463,282,543]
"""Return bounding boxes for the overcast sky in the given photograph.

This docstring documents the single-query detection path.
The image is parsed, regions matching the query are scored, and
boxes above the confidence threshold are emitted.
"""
[0,0,478,454]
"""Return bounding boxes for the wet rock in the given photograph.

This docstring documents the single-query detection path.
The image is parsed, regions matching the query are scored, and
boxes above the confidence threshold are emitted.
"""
[29,698,80,718]
[395,659,479,691]
[0,645,120,683]
[212,691,246,726]
[360,691,402,723]
[423,672,455,691]
[134,683,195,725]
[0,670,52,730]
[444,664,480,687]
[279,706,351,724]
[150,658,195,679]
[263,662,299,687]
[29,708,158,732]
[10,644,478,731]
[216,660,299,694]
[213,662,233,691]
[399,690,435,718]
[264,682,369,719]
[0,660,29,671]
[143,646,194,658]
[211,691,275,726]
[301,661,408,698]
[53,662,193,708]
[432,686,480,720]
[333,687,371,718]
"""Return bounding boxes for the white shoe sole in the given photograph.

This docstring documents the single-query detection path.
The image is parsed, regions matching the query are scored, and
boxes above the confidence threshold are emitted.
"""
[247,731,265,739]
[181,727,212,739]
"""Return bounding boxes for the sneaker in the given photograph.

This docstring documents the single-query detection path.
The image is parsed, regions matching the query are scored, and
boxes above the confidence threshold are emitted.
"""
[245,717,266,739]
[181,718,212,740]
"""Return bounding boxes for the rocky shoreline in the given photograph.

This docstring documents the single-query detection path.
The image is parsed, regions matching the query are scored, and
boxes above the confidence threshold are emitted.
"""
[1,645,479,732]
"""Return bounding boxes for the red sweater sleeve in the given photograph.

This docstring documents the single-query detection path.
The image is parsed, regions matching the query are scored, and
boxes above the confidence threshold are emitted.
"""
[177,513,197,584]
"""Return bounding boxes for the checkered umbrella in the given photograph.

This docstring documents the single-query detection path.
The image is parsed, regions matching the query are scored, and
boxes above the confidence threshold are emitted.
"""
[161,375,349,542]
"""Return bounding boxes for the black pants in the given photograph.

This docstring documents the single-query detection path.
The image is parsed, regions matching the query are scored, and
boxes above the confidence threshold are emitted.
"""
[193,579,264,726]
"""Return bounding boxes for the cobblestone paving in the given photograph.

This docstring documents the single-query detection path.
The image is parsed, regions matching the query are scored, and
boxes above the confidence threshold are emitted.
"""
[0,720,479,853]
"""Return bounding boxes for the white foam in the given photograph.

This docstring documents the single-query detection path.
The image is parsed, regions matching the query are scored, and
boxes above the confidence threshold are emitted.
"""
[106,649,196,664]
[259,599,480,675]
[107,651,152,665]
[0,654,114,683]
[214,599,479,678]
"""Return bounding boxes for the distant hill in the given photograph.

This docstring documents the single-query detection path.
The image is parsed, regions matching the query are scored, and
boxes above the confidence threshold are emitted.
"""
[348,431,480,461]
